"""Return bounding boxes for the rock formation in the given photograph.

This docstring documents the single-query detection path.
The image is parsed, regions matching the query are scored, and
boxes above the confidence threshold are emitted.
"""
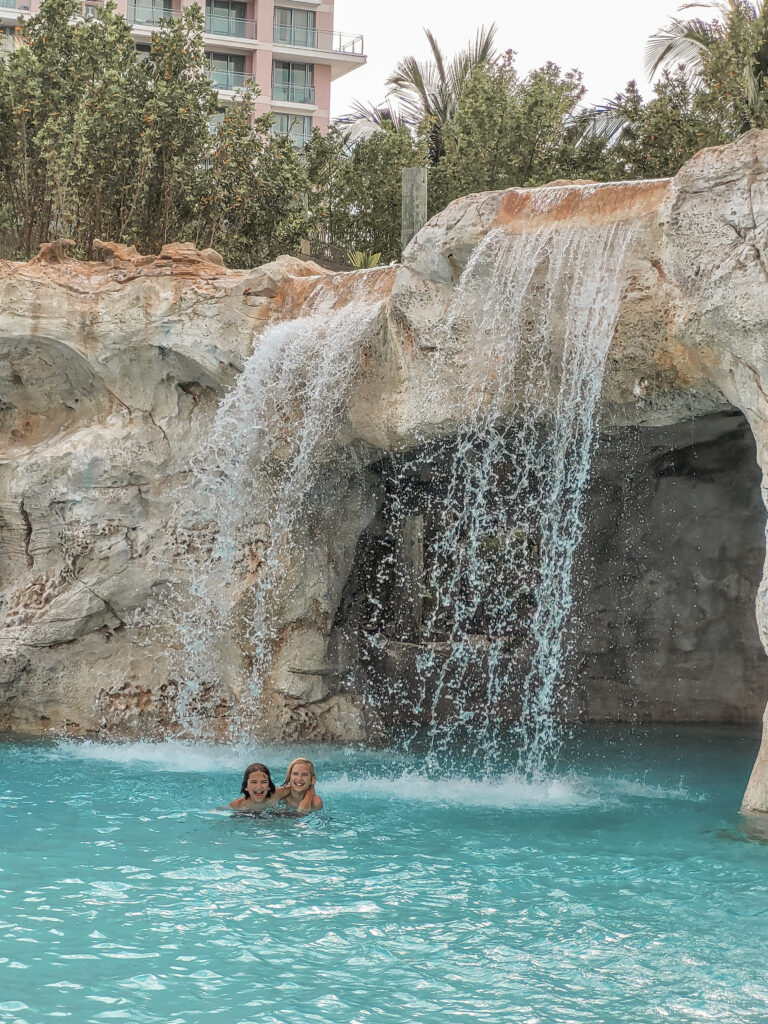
[3,133,768,810]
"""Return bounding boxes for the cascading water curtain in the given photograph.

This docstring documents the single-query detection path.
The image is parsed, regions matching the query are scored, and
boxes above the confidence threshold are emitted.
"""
[171,281,384,733]
[415,213,637,778]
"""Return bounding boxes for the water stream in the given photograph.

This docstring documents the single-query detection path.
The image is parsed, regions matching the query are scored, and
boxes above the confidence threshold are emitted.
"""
[171,276,387,732]
[383,213,637,776]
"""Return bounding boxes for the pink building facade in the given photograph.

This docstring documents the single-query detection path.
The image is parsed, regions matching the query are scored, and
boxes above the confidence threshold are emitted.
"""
[0,0,365,144]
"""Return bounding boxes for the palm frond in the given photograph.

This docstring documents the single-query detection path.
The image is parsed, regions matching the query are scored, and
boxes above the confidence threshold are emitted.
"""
[336,98,411,136]
[465,22,498,67]
[572,102,629,141]
[445,24,497,104]
[424,28,448,88]
[348,22,500,154]
[387,54,434,98]
[645,16,724,80]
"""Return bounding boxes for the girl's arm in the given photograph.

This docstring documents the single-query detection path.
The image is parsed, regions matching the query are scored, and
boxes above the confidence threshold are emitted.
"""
[297,785,323,813]
[270,785,291,802]
[229,796,246,808]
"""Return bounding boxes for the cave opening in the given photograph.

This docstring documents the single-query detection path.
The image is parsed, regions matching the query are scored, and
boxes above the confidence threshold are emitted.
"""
[332,409,768,742]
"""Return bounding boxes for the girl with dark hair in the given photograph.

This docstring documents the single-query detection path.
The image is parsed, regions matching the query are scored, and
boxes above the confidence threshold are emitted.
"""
[229,763,284,810]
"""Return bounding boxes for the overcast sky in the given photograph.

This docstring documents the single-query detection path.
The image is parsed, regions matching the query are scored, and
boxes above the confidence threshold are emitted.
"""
[331,0,693,118]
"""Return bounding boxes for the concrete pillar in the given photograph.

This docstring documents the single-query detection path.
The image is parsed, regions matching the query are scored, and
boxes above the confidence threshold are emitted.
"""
[401,167,428,254]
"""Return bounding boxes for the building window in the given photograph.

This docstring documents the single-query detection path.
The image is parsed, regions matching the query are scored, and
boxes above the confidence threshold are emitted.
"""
[0,26,18,58]
[208,108,226,133]
[206,51,246,90]
[205,0,248,38]
[273,113,312,148]
[129,0,173,27]
[273,6,315,48]
[272,60,314,104]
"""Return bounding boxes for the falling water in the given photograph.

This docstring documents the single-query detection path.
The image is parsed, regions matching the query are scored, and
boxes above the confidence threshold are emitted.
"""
[406,208,638,777]
[170,198,636,770]
[170,275,387,731]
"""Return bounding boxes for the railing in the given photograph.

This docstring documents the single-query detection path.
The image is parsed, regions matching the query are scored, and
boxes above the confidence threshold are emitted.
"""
[207,68,253,90]
[306,229,348,266]
[205,12,254,37]
[273,123,312,148]
[128,4,179,26]
[272,82,316,104]
[272,26,364,54]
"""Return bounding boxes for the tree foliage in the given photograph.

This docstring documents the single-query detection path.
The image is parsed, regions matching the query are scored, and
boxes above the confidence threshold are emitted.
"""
[0,0,306,263]
[4,1,768,268]
[196,83,307,267]
[304,123,426,262]
[599,71,724,179]
[430,55,608,210]
[646,1,768,131]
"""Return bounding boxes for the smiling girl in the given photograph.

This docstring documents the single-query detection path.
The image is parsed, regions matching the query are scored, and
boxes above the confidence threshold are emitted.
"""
[229,763,283,810]
[279,757,323,813]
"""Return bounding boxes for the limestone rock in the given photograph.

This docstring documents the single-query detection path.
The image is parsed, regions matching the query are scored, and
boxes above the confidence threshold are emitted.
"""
[29,238,76,264]
[4,132,768,808]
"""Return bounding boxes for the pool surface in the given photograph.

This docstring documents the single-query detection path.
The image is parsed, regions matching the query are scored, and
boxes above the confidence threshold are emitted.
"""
[1,726,766,1023]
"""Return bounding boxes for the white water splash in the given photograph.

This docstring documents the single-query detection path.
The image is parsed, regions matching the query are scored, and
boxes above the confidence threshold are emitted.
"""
[48,741,699,809]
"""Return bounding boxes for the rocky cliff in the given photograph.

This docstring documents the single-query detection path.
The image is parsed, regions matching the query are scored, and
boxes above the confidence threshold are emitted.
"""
[3,133,768,810]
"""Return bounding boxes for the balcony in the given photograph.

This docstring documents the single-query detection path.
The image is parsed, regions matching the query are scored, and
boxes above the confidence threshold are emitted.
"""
[127,4,180,27]
[207,68,253,90]
[271,82,316,105]
[205,11,254,37]
[272,26,364,55]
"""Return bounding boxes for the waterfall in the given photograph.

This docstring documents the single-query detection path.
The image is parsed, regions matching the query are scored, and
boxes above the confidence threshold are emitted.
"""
[170,275,386,732]
[408,211,637,776]
[169,196,636,770]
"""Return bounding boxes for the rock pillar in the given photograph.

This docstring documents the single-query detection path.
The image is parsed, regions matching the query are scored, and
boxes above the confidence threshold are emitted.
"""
[401,167,428,254]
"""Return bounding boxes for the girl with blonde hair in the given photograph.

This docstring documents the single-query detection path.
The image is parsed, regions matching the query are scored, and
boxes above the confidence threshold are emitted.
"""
[280,757,323,813]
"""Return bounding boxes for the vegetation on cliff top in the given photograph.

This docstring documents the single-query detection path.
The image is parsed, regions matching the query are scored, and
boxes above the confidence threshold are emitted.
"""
[0,0,306,264]
[2,0,768,266]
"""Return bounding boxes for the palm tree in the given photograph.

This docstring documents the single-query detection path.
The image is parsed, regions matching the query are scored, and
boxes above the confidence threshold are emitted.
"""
[645,2,768,122]
[342,24,498,163]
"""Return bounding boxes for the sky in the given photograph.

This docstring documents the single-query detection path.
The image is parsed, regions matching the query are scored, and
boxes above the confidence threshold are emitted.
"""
[331,0,693,118]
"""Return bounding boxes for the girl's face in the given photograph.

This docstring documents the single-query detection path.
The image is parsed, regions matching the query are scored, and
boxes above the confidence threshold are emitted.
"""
[245,770,270,802]
[289,762,313,793]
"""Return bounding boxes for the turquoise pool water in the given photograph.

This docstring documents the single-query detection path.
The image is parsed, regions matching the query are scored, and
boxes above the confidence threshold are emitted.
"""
[1,727,766,1024]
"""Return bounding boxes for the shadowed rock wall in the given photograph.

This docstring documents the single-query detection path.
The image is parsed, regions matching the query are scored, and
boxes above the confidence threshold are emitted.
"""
[572,412,767,723]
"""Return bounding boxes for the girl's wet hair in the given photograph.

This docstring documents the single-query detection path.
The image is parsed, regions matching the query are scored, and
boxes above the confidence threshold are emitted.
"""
[240,763,276,797]
[284,757,317,786]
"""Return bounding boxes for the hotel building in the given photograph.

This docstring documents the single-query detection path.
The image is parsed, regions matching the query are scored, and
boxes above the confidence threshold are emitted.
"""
[0,0,366,145]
